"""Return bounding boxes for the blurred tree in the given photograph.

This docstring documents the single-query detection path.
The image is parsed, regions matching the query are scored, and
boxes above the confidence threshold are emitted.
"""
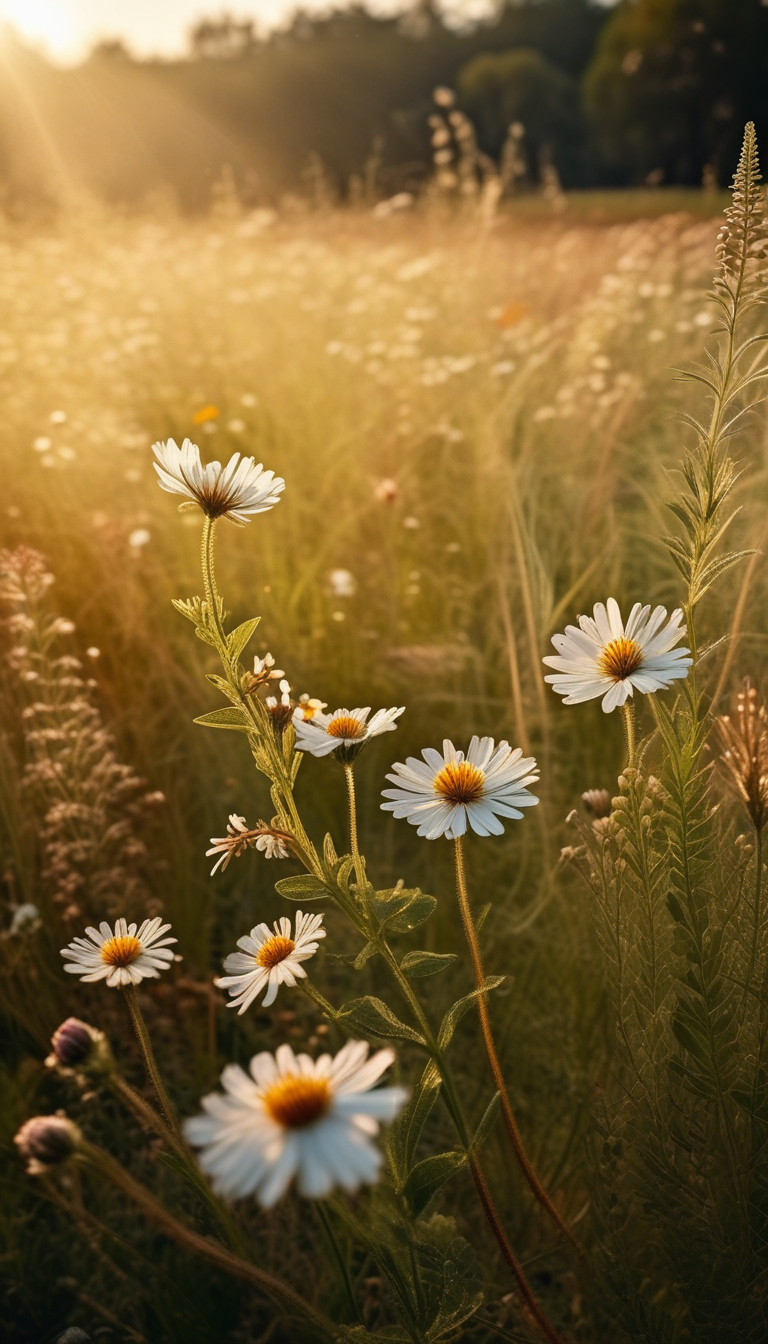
[584,0,768,186]
[190,13,259,60]
[457,48,580,180]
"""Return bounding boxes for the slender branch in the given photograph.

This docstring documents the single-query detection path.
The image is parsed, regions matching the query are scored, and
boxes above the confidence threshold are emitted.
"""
[452,835,581,1256]
[123,984,183,1142]
[79,1141,336,1340]
[200,516,228,649]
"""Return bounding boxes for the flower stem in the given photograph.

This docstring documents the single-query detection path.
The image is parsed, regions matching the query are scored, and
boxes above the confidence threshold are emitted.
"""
[80,1141,336,1340]
[621,700,636,770]
[316,1200,364,1325]
[109,1073,246,1255]
[467,1152,567,1344]
[200,515,228,652]
[452,835,581,1256]
[123,984,183,1142]
[344,763,367,894]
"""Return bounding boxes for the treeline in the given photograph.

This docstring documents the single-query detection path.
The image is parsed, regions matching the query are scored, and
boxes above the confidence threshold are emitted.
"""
[0,0,766,213]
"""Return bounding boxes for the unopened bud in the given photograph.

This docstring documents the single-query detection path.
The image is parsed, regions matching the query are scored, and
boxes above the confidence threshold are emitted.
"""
[46,1018,112,1075]
[581,788,612,820]
[15,1114,80,1174]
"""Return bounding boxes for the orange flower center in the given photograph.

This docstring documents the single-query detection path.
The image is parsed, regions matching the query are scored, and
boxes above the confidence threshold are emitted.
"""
[326,715,366,740]
[263,1075,331,1128]
[256,935,295,969]
[100,935,142,967]
[433,760,485,805]
[598,636,643,682]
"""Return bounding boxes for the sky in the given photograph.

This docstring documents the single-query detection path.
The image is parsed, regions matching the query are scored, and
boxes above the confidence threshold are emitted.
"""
[0,0,419,63]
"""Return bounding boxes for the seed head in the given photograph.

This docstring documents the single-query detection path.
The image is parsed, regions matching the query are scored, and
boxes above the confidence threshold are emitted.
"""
[715,679,768,831]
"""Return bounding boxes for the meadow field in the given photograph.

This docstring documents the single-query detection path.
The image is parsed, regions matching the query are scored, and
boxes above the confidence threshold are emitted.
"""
[1,172,767,1343]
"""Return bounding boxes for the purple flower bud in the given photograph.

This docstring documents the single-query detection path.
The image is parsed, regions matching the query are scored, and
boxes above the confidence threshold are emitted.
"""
[46,1018,112,1075]
[15,1115,80,1173]
[50,1018,93,1067]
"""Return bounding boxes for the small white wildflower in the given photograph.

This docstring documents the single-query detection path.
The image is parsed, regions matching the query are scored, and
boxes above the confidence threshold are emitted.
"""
[184,1040,408,1205]
[216,911,326,1012]
[129,529,151,549]
[382,736,539,840]
[543,598,691,713]
[61,918,176,988]
[295,706,404,763]
[152,437,284,525]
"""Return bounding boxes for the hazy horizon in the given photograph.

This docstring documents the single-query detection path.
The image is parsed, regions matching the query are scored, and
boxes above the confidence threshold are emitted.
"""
[0,0,503,64]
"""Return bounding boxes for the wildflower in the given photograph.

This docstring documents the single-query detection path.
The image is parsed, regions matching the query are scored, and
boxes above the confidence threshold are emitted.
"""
[129,528,151,550]
[46,1018,112,1075]
[295,706,404,764]
[716,680,768,830]
[543,599,691,713]
[184,1040,408,1205]
[382,736,539,839]
[328,568,356,598]
[294,693,327,722]
[374,477,398,503]
[152,438,284,525]
[266,679,294,731]
[216,911,326,1013]
[61,917,176,987]
[242,652,284,694]
[15,1114,81,1174]
[8,903,40,935]
[207,815,290,874]
[581,789,612,819]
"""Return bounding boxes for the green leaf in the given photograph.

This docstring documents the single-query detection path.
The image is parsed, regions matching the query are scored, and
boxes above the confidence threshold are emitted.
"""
[336,995,425,1045]
[404,1151,466,1216]
[353,940,379,970]
[371,887,437,932]
[401,951,457,979]
[227,617,260,662]
[274,874,330,903]
[389,1060,442,1182]
[437,978,506,1051]
[471,1092,500,1152]
[193,706,250,732]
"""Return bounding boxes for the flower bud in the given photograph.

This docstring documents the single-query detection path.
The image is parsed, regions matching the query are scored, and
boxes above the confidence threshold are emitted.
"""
[46,1018,113,1075]
[15,1114,80,1174]
[581,788,612,820]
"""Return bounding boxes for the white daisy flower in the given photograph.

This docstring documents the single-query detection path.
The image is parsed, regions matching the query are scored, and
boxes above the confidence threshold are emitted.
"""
[294,705,404,764]
[152,437,284,525]
[216,911,325,1013]
[184,1039,408,1205]
[61,917,176,988]
[542,598,691,713]
[381,736,539,839]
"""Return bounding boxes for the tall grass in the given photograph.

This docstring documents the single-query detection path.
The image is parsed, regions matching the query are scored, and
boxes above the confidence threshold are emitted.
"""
[1,164,767,1341]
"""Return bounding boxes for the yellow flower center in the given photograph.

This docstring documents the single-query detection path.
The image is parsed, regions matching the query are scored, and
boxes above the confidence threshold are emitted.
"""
[100,935,142,967]
[433,760,485,805]
[326,715,366,740]
[263,1075,331,1128]
[598,636,643,682]
[256,935,295,969]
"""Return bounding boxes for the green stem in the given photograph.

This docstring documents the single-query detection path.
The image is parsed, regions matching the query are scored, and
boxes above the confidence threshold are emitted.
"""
[123,985,183,1142]
[316,1201,364,1325]
[453,835,581,1257]
[344,763,367,894]
[200,516,228,651]
[109,1073,246,1255]
[80,1141,336,1340]
[621,700,636,770]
